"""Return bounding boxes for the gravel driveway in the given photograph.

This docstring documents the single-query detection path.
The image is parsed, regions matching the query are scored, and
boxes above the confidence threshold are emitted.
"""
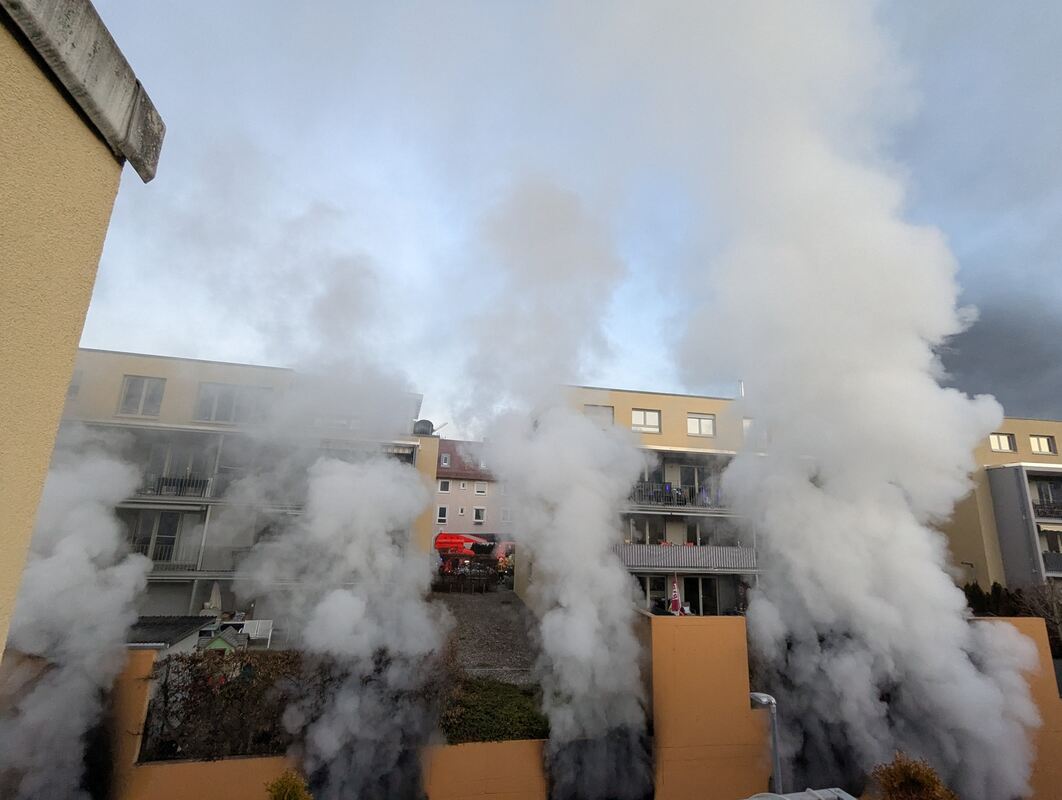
[432,588,538,686]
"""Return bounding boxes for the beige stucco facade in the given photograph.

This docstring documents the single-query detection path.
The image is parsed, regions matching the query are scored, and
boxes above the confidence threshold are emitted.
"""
[567,386,1062,594]
[0,21,123,658]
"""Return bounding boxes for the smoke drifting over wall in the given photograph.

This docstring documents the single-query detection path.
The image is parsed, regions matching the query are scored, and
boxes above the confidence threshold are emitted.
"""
[484,410,651,799]
[462,178,652,799]
[0,427,149,799]
[672,7,1042,797]
[239,456,448,799]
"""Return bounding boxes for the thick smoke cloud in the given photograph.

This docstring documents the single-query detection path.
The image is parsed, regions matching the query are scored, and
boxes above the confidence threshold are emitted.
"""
[460,178,652,799]
[484,410,651,798]
[673,5,1042,797]
[239,457,448,800]
[0,427,149,799]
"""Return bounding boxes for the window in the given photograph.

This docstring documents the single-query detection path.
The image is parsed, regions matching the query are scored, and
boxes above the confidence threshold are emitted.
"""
[436,506,448,524]
[742,418,753,437]
[473,507,486,524]
[458,507,466,516]
[501,508,512,523]
[119,375,166,416]
[631,408,661,434]
[687,413,715,437]
[584,404,614,426]
[474,481,488,496]
[989,433,1016,453]
[1031,435,1058,456]
[440,453,451,468]
[460,481,467,490]
[194,383,271,423]
[439,479,451,493]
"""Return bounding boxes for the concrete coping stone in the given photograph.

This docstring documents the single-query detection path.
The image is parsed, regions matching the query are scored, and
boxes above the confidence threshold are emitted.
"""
[1,0,165,181]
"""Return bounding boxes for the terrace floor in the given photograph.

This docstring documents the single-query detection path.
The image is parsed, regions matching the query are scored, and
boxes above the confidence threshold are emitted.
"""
[432,588,537,686]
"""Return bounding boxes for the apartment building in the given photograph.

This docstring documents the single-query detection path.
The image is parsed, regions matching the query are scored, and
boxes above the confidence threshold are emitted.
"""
[942,419,1062,589]
[511,387,1062,615]
[432,439,514,547]
[62,349,439,618]
[566,386,758,616]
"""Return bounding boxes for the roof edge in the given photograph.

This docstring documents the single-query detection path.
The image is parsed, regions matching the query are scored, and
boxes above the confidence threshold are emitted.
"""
[1,0,164,181]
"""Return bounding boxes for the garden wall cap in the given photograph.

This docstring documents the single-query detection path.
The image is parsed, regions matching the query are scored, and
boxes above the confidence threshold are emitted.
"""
[1,0,165,181]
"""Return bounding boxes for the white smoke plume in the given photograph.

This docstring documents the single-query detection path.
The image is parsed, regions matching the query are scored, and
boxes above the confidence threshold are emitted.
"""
[239,455,448,799]
[484,409,651,798]
[671,7,1043,797]
[460,177,653,798]
[0,427,150,799]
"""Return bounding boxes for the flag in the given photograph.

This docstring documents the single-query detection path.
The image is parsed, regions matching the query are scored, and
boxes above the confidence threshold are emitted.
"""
[670,579,683,615]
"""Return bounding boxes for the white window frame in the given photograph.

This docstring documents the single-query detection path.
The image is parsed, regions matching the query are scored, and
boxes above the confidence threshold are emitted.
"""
[473,506,486,524]
[1031,435,1058,456]
[501,508,512,523]
[474,481,488,496]
[438,479,451,493]
[460,481,467,490]
[458,506,466,516]
[631,408,661,434]
[436,506,448,524]
[118,375,166,417]
[687,413,716,437]
[989,432,1016,453]
[440,453,451,468]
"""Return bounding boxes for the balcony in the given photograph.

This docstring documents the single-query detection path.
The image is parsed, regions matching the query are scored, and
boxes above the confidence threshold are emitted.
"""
[628,482,727,512]
[132,541,199,572]
[1043,551,1062,574]
[135,473,212,499]
[615,542,756,572]
[1033,501,1062,519]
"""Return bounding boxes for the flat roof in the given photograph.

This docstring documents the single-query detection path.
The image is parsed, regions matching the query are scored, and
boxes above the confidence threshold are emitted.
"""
[571,384,735,402]
[79,347,293,372]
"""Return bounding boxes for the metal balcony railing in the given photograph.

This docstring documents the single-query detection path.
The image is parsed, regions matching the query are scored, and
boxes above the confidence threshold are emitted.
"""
[614,542,757,572]
[628,481,726,510]
[131,541,199,572]
[136,473,212,498]
[1042,551,1062,574]
[1032,501,1062,519]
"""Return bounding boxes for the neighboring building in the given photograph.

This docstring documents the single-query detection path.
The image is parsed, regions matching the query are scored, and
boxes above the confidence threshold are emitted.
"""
[0,0,164,658]
[508,387,1062,613]
[62,348,439,619]
[566,386,757,615]
[941,419,1062,589]
[432,439,514,548]
[126,616,208,657]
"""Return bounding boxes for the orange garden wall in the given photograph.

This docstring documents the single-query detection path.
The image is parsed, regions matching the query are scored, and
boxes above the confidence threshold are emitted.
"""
[107,617,1062,800]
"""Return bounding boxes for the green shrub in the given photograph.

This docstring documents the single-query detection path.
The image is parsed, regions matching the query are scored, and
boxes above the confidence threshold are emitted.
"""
[870,752,957,800]
[440,677,549,744]
[265,769,313,800]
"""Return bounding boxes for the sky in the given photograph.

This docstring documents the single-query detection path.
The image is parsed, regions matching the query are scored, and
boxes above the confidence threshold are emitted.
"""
[82,1,1062,428]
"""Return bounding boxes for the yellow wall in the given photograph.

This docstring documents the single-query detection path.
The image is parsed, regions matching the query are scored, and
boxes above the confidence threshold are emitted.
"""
[0,24,124,658]
[413,434,441,553]
[67,349,295,428]
[649,616,771,799]
[570,386,743,454]
[105,617,1062,800]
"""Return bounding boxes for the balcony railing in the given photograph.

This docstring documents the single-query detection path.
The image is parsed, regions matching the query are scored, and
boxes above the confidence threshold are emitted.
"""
[1033,501,1062,519]
[1042,551,1062,574]
[615,542,756,572]
[628,481,726,510]
[136,473,212,498]
[131,541,199,572]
